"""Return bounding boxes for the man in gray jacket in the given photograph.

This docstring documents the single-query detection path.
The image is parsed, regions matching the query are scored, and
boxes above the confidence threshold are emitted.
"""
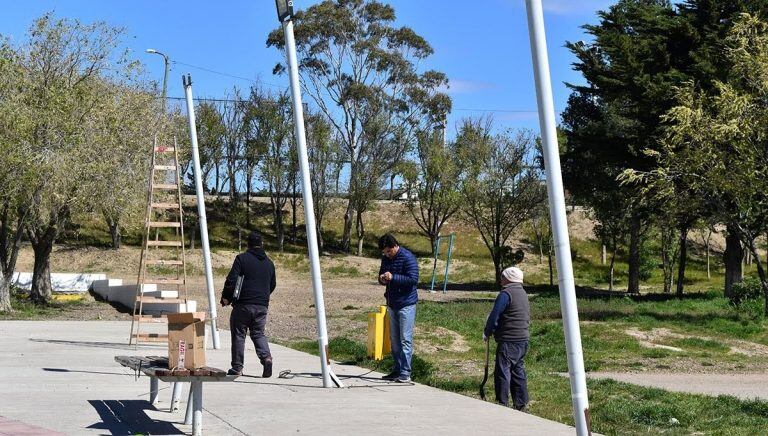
[483,266,530,410]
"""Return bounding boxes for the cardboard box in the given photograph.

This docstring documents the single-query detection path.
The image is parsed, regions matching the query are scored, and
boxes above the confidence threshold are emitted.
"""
[167,312,206,370]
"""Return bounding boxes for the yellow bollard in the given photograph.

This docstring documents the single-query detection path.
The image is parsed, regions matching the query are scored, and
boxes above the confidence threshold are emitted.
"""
[367,305,391,360]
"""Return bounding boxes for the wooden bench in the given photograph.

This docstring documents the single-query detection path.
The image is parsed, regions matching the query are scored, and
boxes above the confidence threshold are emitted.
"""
[115,355,237,436]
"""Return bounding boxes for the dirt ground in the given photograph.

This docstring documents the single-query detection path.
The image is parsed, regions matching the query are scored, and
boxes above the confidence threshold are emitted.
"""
[11,245,467,343]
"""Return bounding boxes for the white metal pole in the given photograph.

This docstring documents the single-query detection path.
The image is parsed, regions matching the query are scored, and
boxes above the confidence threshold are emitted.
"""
[182,74,221,350]
[524,1,591,434]
[282,18,335,388]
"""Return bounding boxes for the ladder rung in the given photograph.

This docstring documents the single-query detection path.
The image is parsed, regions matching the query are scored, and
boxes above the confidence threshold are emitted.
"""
[132,333,168,342]
[146,240,182,247]
[146,278,184,285]
[145,259,183,266]
[133,315,167,323]
[136,296,186,304]
[154,165,176,170]
[155,146,176,153]
[153,184,179,190]
[151,203,180,209]
[148,222,181,228]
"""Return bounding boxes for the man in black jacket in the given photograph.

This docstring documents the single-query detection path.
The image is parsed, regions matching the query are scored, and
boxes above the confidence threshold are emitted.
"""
[221,231,276,377]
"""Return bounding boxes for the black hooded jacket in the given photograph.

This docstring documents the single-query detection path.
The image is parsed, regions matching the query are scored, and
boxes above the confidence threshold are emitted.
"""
[221,247,276,307]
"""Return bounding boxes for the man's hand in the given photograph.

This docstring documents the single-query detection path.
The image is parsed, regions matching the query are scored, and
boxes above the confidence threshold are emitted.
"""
[221,298,230,307]
[379,272,393,284]
[483,334,489,343]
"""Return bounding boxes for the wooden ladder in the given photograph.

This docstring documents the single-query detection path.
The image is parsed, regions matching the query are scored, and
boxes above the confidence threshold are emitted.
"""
[129,136,189,346]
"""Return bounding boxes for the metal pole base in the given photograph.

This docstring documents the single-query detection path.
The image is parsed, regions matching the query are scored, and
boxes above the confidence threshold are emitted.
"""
[329,370,344,388]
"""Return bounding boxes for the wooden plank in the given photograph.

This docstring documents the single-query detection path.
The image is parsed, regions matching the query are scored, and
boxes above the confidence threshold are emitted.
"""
[154,165,176,170]
[153,184,179,190]
[147,222,181,228]
[136,296,185,304]
[151,203,180,209]
[146,240,182,247]
[147,278,184,285]
[130,333,168,342]
[132,315,167,323]
[145,259,183,266]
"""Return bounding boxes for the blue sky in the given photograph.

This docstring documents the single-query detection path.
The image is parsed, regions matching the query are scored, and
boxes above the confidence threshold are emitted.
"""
[0,0,615,136]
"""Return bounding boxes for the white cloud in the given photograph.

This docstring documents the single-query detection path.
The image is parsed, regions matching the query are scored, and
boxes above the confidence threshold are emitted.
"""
[439,79,497,95]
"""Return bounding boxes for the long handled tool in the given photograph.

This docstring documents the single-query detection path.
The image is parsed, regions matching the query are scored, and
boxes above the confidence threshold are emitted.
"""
[480,339,490,400]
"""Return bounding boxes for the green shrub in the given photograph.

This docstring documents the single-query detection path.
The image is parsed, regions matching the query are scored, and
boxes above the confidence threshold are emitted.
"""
[731,277,763,305]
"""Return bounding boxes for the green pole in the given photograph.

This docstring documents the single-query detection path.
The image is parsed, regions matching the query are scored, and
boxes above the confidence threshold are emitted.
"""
[442,234,455,294]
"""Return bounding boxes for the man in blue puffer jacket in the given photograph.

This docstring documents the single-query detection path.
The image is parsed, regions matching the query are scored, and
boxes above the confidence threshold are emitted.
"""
[377,233,419,383]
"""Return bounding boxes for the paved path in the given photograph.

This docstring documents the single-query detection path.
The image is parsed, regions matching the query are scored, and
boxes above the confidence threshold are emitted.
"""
[0,321,575,435]
[589,372,768,401]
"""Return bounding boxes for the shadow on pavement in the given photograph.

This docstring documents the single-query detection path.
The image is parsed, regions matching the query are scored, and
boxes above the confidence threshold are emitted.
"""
[87,399,183,435]
[30,338,164,351]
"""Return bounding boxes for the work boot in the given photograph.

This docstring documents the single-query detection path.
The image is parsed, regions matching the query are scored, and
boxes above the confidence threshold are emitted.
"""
[262,358,273,378]
[227,368,242,376]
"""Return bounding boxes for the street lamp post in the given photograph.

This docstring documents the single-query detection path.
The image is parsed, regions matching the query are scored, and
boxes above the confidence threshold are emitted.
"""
[146,48,170,112]
[274,0,342,388]
[525,1,591,434]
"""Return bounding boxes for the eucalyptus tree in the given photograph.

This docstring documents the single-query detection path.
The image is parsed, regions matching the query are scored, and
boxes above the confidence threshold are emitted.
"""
[7,14,153,302]
[267,0,451,252]
[306,111,342,251]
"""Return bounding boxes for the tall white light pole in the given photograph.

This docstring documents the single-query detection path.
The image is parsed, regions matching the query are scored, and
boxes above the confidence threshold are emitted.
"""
[525,1,591,434]
[182,74,221,350]
[275,0,342,388]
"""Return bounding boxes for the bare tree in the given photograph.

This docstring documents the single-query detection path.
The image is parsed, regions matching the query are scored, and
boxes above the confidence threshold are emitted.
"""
[459,119,547,287]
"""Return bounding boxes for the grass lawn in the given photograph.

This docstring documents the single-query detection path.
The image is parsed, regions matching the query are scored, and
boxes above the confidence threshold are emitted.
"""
[289,290,768,435]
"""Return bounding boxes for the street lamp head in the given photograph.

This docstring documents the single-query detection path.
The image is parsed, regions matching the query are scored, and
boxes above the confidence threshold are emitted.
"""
[145,48,158,54]
[275,0,294,22]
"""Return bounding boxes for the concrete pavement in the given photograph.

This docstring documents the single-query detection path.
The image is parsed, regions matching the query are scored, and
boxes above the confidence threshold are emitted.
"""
[0,321,575,435]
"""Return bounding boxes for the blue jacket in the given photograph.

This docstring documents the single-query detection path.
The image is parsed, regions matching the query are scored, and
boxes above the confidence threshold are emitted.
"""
[378,247,419,310]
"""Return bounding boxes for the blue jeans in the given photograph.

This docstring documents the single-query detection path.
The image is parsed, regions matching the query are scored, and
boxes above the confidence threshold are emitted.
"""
[388,304,416,377]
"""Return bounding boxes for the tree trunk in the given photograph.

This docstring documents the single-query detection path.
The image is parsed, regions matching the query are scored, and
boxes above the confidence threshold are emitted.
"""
[276,212,284,252]
[493,254,503,290]
[356,211,365,256]
[627,216,641,294]
[31,241,53,304]
[341,200,354,252]
[548,238,554,287]
[291,182,298,245]
[316,222,325,252]
[609,235,617,292]
[237,226,242,252]
[246,172,252,228]
[676,224,689,297]
[601,244,607,265]
[724,225,743,299]
[743,237,768,316]
[705,230,712,280]
[189,223,196,250]
[108,221,121,250]
[0,274,11,313]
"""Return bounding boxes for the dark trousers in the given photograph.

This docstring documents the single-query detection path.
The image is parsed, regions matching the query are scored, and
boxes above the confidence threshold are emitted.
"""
[494,340,529,409]
[230,304,271,371]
